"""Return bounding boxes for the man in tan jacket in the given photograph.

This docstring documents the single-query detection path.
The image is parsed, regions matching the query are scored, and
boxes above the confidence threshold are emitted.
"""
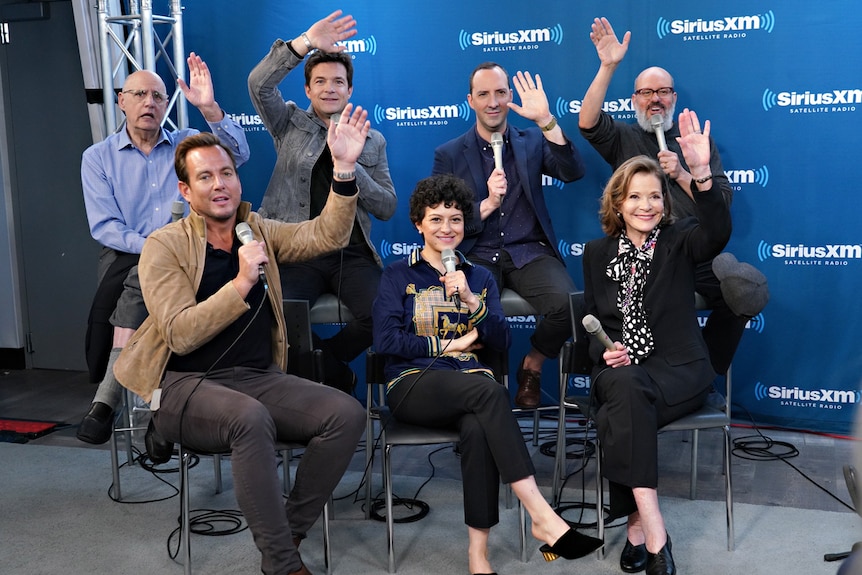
[115,104,370,575]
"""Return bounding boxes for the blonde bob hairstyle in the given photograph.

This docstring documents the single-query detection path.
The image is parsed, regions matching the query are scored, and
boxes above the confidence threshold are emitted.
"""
[599,155,675,237]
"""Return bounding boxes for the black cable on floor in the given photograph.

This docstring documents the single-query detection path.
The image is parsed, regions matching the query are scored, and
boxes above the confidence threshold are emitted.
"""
[731,402,856,513]
[107,445,180,504]
[367,443,449,523]
[167,508,247,561]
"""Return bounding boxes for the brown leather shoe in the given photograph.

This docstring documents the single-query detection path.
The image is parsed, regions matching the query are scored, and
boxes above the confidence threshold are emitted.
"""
[515,361,541,408]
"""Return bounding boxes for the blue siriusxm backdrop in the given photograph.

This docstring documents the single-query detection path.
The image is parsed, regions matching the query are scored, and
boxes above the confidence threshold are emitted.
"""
[174,0,861,434]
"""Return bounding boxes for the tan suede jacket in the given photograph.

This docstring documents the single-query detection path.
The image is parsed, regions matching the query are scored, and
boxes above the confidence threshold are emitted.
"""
[114,192,357,402]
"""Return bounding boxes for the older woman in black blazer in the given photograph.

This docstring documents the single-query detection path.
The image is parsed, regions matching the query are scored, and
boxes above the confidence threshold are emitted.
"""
[581,109,731,575]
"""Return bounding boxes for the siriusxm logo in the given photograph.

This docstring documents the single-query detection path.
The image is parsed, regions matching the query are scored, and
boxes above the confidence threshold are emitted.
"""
[227,112,264,127]
[557,239,585,259]
[657,10,775,39]
[336,35,378,55]
[542,174,564,189]
[698,311,765,333]
[568,375,592,390]
[725,165,769,187]
[754,382,861,408]
[372,102,471,126]
[379,239,422,259]
[458,24,564,50]
[762,88,861,112]
[555,96,634,118]
[757,240,862,262]
[746,313,765,334]
[506,314,538,328]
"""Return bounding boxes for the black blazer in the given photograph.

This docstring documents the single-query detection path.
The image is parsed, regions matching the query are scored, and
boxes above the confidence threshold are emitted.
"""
[582,182,731,406]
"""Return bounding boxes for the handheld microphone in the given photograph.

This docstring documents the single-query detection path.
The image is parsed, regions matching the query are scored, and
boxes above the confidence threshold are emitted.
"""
[171,200,185,222]
[649,114,668,152]
[582,314,616,351]
[235,222,267,289]
[490,132,504,171]
[440,248,461,309]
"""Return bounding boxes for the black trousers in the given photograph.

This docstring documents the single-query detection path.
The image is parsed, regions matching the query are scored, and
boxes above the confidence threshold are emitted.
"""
[387,370,535,528]
[470,252,576,360]
[696,261,748,375]
[592,363,709,519]
[279,244,380,387]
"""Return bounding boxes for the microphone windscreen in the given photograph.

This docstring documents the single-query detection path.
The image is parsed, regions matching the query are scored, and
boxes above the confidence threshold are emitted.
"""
[171,200,185,222]
[649,114,663,129]
[441,248,458,273]
[582,314,601,335]
[491,132,503,147]
[235,222,254,245]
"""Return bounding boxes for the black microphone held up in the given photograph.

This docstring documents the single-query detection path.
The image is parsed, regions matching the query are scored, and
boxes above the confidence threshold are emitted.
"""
[440,248,461,309]
[235,222,268,289]
[582,314,616,351]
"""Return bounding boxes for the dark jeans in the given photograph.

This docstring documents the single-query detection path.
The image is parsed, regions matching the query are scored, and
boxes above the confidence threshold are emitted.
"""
[153,366,364,574]
[279,245,380,387]
[470,252,576,360]
[387,370,535,528]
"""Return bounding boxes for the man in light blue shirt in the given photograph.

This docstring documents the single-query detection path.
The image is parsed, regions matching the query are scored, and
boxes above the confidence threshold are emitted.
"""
[77,53,250,445]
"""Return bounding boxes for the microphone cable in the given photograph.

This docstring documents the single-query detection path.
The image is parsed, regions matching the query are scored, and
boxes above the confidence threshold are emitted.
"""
[552,366,619,533]
[160,284,269,555]
[366,299,466,521]
[730,402,855,513]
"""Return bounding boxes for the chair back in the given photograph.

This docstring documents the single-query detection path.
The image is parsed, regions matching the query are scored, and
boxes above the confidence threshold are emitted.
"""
[283,299,320,381]
[566,291,593,376]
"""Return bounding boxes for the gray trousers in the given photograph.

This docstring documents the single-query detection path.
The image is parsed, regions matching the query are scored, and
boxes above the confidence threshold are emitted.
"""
[153,366,365,574]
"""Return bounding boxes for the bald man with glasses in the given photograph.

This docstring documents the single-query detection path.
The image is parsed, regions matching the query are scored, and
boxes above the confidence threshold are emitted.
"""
[77,53,250,446]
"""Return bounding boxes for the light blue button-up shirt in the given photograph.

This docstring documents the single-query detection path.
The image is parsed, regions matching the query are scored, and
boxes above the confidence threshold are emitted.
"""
[81,117,250,254]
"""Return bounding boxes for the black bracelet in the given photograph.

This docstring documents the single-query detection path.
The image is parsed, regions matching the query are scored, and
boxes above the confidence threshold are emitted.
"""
[331,178,357,196]
[694,174,713,184]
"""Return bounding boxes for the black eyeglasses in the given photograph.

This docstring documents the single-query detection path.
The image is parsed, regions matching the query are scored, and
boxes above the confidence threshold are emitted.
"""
[121,89,168,103]
[634,87,674,98]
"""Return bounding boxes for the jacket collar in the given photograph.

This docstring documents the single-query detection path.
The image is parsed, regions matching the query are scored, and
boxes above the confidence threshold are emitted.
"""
[186,201,254,238]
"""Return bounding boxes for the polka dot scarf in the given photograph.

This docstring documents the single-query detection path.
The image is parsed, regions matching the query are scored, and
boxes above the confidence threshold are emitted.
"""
[605,228,660,363]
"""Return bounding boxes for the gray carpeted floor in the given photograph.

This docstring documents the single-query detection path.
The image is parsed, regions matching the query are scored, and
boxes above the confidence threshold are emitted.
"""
[1,442,859,575]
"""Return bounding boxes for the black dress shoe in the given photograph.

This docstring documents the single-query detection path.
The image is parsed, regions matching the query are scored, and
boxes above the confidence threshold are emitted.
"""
[76,401,115,445]
[145,419,174,464]
[645,534,675,575]
[620,538,648,572]
[539,528,604,561]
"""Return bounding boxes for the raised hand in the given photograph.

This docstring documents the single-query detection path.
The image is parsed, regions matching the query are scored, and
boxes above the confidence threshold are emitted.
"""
[327,103,370,169]
[590,17,630,68]
[508,71,551,123]
[177,52,219,119]
[675,108,711,173]
[306,9,357,52]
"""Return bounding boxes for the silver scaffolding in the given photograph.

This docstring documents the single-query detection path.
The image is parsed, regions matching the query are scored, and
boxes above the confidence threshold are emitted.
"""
[95,0,188,137]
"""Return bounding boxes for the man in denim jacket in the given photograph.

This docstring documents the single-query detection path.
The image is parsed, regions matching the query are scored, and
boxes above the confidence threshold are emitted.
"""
[248,10,396,392]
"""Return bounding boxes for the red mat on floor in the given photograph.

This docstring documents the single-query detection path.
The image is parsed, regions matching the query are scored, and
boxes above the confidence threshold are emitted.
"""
[0,418,59,439]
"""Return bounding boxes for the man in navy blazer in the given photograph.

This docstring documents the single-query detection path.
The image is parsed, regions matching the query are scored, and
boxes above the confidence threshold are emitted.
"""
[432,62,586,408]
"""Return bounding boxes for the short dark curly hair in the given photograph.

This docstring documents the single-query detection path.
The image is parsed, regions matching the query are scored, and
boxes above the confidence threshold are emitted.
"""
[408,174,475,225]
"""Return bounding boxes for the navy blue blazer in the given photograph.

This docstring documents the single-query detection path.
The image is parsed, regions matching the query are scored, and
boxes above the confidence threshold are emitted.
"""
[582,183,731,406]
[432,125,585,260]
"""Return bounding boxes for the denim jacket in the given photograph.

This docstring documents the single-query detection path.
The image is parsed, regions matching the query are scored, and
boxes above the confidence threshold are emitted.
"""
[248,39,397,266]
